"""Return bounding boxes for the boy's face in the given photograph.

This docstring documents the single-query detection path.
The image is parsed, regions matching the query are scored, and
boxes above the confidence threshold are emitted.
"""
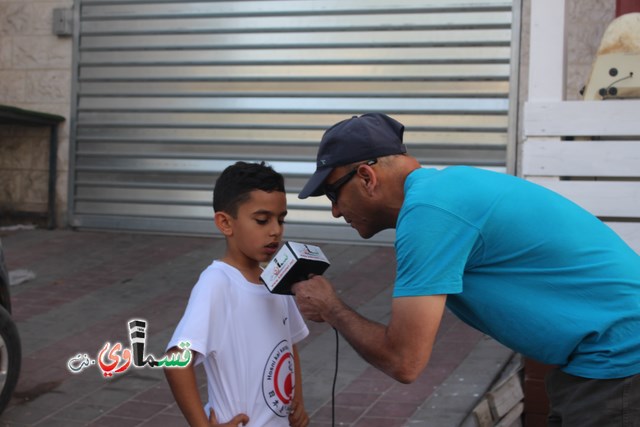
[226,189,287,263]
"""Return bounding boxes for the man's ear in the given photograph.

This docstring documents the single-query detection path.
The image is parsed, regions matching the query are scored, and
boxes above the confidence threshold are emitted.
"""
[357,164,378,196]
[214,211,234,236]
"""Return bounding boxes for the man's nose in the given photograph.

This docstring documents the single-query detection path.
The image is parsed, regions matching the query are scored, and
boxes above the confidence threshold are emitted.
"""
[331,202,342,218]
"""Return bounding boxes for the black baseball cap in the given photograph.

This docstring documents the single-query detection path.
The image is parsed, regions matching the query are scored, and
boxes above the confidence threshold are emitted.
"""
[298,113,406,199]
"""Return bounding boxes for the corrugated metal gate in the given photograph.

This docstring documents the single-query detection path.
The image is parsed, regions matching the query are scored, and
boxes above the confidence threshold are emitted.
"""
[69,0,519,244]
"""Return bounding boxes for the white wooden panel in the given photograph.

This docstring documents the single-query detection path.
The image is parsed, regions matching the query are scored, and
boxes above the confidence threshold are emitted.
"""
[526,178,640,218]
[524,101,640,137]
[522,139,640,177]
[528,0,566,101]
[606,222,640,254]
[523,0,640,254]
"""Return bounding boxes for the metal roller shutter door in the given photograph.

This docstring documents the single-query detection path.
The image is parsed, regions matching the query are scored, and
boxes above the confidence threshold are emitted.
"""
[69,0,518,244]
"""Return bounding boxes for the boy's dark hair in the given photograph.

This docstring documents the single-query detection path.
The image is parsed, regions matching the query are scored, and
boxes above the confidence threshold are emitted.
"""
[213,161,285,216]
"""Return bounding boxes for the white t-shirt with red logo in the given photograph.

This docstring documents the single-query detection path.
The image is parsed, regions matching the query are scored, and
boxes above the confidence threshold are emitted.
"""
[167,261,309,426]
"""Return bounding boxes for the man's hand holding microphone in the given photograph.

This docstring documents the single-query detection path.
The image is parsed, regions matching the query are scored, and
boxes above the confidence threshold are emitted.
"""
[291,275,343,323]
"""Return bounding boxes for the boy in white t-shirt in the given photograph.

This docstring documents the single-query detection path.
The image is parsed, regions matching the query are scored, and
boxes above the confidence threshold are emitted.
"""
[165,162,310,427]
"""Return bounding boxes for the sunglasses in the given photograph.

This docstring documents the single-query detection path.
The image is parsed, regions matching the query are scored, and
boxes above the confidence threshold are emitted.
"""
[323,159,377,204]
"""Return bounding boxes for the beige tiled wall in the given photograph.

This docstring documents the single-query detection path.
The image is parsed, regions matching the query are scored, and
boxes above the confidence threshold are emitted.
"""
[565,0,616,100]
[0,0,73,224]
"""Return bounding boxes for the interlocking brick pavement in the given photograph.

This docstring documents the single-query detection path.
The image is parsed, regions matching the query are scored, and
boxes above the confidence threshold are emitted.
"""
[0,228,512,426]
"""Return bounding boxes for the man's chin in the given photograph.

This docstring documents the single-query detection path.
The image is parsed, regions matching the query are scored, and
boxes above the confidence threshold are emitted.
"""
[355,226,376,240]
[354,223,390,240]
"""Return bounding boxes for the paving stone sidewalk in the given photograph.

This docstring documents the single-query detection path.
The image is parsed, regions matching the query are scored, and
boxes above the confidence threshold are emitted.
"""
[0,228,512,426]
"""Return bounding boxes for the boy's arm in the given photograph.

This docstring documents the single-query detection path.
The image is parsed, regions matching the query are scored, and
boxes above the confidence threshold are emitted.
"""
[164,347,249,427]
[288,344,309,427]
[164,347,210,427]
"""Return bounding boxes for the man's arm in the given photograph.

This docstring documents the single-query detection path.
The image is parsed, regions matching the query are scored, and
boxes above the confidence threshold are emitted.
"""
[292,276,446,383]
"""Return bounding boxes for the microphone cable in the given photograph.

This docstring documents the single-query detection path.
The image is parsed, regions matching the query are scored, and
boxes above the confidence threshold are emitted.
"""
[331,327,339,427]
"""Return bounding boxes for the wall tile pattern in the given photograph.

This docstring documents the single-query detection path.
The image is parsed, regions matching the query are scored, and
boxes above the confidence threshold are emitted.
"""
[0,0,72,221]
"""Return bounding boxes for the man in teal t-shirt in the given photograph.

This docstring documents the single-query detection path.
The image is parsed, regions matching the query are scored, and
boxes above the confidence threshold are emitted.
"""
[293,113,640,427]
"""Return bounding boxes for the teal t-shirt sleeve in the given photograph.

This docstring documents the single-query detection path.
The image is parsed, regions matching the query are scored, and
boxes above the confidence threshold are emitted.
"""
[394,203,482,297]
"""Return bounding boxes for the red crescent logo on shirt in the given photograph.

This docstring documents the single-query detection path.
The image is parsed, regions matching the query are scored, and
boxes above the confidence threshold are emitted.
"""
[262,340,294,417]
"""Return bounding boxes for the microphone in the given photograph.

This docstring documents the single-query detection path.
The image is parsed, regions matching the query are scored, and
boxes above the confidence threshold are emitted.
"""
[260,242,330,295]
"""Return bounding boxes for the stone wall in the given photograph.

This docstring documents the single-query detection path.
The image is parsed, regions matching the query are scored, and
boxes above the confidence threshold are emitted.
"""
[0,0,73,225]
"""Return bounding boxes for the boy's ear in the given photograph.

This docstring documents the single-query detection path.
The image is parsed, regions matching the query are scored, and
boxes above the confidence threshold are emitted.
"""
[214,211,234,236]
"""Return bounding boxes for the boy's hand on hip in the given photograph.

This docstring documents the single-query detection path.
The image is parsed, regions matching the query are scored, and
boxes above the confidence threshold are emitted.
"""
[288,400,309,427]
[209,408,249,426]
